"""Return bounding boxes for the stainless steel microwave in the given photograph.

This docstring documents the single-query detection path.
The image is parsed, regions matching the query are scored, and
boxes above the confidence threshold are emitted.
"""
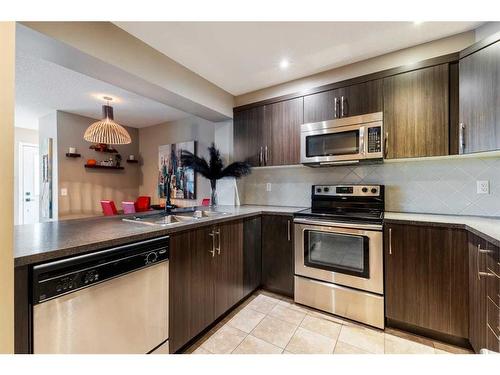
[300,112,383,166]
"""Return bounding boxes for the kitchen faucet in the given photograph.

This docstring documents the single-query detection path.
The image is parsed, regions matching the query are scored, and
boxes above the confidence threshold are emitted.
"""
[164,172,177,214]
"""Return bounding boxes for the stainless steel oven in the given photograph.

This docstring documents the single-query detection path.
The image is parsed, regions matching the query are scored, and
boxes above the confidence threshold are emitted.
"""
[293,184,385,329]
[300,112,383,166]
[294,219,383,294]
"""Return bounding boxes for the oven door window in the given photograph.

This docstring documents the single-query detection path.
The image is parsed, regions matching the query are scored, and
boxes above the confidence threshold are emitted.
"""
[305,130,360,157]
[304,230,369,278]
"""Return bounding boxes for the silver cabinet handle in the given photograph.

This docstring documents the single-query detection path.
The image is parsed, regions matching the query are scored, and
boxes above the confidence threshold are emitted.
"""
[333,97,339,119]
[208,229,216,257]
[477,244,495,279]
[259,146,263,166]
[215,229,221,255]
[388,228,392,255]
[384,132,389,159]
[265,146,269,166]
[341,96,347,117]
[287,220,291,242]
[459,123,465,154]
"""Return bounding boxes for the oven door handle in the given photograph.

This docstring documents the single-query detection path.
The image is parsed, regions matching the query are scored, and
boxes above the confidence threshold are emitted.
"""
[293,218,382,231]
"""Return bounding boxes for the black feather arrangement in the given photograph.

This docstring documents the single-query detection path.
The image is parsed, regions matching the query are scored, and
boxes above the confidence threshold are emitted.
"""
[181,143,251,205]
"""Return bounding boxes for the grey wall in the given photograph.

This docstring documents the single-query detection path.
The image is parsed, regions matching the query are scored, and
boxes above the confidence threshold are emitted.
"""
[239,155,500,217]
[138,116,216,207]
[56,111,140,218]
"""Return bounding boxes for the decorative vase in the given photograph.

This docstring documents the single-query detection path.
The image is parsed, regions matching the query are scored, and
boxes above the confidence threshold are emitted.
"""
[210,179,217,207]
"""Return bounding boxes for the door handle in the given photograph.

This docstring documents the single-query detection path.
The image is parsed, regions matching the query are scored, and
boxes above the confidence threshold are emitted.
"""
[215,229,221,255]
[264,146,269,166]
[388,228,392,255]
[259,147,263,166]
[459,123,465,154]
[333,97,339,118]
[209,229,216,257]
[287,220,291,242]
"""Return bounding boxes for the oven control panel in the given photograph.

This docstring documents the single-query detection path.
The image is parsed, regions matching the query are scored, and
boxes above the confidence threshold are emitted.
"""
[314,185,381,197]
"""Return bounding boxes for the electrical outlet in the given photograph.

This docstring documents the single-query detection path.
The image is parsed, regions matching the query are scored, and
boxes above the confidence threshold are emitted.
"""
[476,180,489,194]
[266,183,272,192]
[61,188,68,196]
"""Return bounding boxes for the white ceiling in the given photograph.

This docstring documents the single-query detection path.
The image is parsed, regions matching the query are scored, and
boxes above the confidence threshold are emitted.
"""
[115,22,482,95]
[15,52,190,130]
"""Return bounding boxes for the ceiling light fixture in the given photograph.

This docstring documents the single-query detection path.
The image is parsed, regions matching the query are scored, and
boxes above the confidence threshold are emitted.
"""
[84,96,132,145]
[279,59,290,69]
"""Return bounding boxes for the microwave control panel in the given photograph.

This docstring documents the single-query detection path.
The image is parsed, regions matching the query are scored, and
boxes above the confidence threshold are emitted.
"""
[367,127,382,153]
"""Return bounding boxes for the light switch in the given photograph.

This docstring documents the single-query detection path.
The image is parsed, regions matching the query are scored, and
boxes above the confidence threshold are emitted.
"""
[61,188,68,196]
[476,180,489,194]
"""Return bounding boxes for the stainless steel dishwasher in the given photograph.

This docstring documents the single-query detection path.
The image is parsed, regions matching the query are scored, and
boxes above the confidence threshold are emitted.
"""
[32,236,169,354]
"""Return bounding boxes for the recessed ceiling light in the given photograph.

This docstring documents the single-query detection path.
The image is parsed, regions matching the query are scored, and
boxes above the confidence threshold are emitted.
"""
[279,59,289,69]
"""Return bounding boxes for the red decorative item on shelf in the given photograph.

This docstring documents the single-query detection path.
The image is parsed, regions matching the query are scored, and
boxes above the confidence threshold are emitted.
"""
[87,159,97,166]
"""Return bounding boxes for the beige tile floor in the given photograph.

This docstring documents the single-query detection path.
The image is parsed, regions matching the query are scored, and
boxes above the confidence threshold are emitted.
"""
[184,290,473,355]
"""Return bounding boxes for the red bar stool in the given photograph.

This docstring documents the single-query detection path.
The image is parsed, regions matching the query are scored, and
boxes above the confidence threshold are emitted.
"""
[100,200,118,216]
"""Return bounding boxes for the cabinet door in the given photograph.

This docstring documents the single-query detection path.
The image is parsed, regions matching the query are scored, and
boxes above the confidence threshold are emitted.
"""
[303,80,382,123]
[169,226,215,353]
[233,106,266,166]
[214,220,244,318]
[385,224,468,339]
[468,233,490,353]
[459,40,500,153]
[383,64,449,159]
[265,97,303,166]
[243,216,262,296]
[262,215,294,297]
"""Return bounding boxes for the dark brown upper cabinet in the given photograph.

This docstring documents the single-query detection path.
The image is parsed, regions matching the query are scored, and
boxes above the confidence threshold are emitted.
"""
[233,97,303,167]
[233,105,267,167]
[459,38,500,154]
[384,223,469,342]
[303,80,382,123]
[261,214,294,297]
[383,64,450,159]
[265,97,304,166]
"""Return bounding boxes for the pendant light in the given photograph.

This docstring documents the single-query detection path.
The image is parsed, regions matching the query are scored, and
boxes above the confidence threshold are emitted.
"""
[84,97,132,145]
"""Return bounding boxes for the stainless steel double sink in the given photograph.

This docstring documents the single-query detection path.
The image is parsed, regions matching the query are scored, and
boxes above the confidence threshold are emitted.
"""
[122,209,230,227]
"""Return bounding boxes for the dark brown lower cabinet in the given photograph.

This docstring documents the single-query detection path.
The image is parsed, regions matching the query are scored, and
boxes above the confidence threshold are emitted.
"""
[169,226,215,353]
[469,233,500,353]
[169,219,247,353]
[385,223,469,342]
[243,216,262,296]
[214,220,244,318]
[262,214,294,297]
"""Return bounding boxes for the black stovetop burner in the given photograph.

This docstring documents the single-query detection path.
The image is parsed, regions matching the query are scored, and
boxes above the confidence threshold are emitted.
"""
[294,184,385,225]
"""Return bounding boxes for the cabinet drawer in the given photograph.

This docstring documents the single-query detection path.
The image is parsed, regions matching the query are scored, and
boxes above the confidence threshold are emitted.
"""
[487,297,500,352]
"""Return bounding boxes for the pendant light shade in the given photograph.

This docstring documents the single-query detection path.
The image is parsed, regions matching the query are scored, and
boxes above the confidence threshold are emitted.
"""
[84,98,132,145]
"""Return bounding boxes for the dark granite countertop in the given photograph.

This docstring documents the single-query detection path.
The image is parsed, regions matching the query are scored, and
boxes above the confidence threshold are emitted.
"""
[385,212,500,247]
[14,205,305,267]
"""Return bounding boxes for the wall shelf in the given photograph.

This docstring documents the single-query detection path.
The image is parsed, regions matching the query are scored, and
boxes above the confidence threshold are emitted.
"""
[84,164,124,170]
[126,159,139,164]
[65,153,81,158]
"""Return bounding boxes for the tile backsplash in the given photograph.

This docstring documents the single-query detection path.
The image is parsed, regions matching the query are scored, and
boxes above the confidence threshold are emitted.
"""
[239,156,500,217]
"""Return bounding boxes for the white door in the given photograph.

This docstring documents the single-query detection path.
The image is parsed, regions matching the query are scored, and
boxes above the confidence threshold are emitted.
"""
[21,143,40,224]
